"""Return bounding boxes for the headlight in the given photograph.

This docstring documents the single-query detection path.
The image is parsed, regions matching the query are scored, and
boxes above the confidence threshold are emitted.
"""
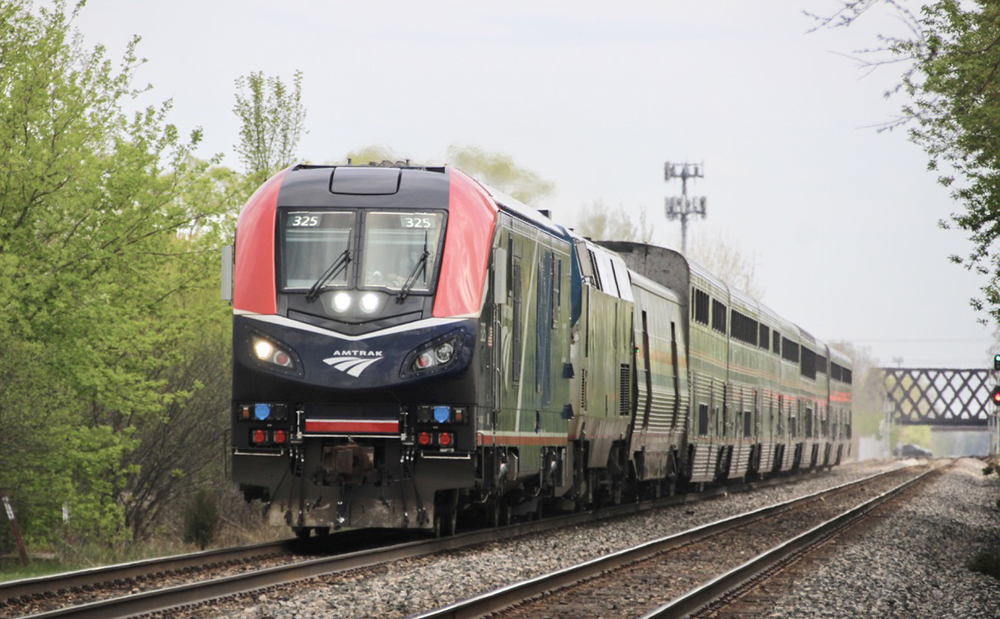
[254,340,274,361]
[360,293,380,314]
[251,335,296,369]
[406,335,461,374]
[435,341,454,364]
[333,292,352,312]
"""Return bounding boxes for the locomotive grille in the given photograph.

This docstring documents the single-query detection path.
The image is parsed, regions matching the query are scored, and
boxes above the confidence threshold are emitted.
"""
[619,364,630,416]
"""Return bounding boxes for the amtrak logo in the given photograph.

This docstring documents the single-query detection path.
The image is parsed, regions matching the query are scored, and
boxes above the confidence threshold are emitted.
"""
[323,351,384,378]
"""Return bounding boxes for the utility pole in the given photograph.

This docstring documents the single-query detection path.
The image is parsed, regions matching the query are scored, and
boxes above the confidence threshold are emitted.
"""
[664,161,707,255]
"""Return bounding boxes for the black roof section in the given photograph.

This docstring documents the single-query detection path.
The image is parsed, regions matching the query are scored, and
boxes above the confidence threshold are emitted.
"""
[277,164,449,209]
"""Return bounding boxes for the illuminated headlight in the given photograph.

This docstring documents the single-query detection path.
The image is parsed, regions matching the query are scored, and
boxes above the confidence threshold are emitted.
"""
[333,292,352,312]
[360,293,380,314]
[254,339,274,361]
[251,336,295,369]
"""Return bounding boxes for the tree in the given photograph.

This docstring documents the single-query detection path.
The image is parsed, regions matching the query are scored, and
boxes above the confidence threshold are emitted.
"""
[233,70,306,185]
[345,144,410,166]
[687,226,765,300]
[575,200,654,244]
[0,0,227,547]
[812,1,1000,324]
[829,340,884,438]
[445,144,555,206]
[575,202,763,299]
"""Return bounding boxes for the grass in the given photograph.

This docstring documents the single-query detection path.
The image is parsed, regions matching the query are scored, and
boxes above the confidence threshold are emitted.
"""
[0,517,285,584]
[0,556,71,582]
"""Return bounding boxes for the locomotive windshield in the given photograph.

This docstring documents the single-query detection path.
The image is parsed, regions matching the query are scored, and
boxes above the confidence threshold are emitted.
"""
[281,211,353,289]
[361,212,444,292]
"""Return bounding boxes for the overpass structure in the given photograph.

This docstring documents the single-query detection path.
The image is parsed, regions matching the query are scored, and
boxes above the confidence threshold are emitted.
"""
[881,367,998,455]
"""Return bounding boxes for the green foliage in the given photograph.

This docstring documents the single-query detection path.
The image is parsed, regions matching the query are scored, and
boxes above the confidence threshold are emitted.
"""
[898,424,932,449]
[183,488,218,550]
[576,199,652,243]
[813,2,1000,322]
[446,144,555,206]
[0,0,234,549]
[346,144,405,166]
[233,70,306,185]
[892,1,1000,323]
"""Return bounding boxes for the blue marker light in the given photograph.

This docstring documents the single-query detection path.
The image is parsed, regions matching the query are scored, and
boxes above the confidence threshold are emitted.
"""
[433,405,451,424]
[254,403,272,421]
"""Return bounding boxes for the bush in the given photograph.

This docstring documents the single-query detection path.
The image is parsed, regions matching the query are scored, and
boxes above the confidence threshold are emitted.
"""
[183,489,218,550]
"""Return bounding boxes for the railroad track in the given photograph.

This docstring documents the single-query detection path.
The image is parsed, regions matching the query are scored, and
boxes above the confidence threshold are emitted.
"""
[0,467,842,619]
[410,465,936,619]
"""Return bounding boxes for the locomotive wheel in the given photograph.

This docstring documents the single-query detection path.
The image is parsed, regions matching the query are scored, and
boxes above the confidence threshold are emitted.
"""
[434,490,459,536]
[435,508,458,537]
[486,497,512,527]
[485,498,501,528]
[314,526,331,537]
[292,526,311,539]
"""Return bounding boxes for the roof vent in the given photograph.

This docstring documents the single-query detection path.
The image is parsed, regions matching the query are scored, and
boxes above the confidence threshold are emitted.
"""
[329,167,401,195]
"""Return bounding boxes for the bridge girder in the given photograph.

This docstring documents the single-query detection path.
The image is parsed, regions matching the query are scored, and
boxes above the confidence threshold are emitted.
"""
[882,368,992,428]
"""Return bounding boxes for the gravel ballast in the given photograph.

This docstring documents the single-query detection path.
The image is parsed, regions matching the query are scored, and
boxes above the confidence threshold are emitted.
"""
[165,459,999,619]
[752,457,1000,619]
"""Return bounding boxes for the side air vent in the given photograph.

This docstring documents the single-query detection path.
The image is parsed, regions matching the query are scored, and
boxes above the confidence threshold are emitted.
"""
[619,364,630,416]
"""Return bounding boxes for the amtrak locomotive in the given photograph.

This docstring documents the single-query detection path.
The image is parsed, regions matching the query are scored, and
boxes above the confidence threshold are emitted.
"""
[229,164,853,537]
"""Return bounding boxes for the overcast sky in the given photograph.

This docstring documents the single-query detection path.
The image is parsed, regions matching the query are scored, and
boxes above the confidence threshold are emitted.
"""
[73,0,991,368]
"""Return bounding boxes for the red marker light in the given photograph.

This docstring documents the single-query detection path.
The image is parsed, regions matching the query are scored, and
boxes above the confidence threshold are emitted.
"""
[418,431,432,446]
[439,432,453,447]
[252,429,267,444]
[273,429,287,444]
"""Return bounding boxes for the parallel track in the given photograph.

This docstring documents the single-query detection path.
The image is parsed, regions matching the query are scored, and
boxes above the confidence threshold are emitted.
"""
[3,467,841,619]
[647,465,941,618]
[409,466,932,619]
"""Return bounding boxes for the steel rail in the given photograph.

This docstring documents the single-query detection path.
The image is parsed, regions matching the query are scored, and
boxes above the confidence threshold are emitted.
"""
[640,466,937,618]
[0,539,294,603]
[407,467,916,619]
[7,466,848,619]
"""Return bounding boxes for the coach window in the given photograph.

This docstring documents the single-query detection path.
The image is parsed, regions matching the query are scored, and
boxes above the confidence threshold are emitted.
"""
[693,288,709,325]
[758,324,771,351]
[711,299,727,334]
